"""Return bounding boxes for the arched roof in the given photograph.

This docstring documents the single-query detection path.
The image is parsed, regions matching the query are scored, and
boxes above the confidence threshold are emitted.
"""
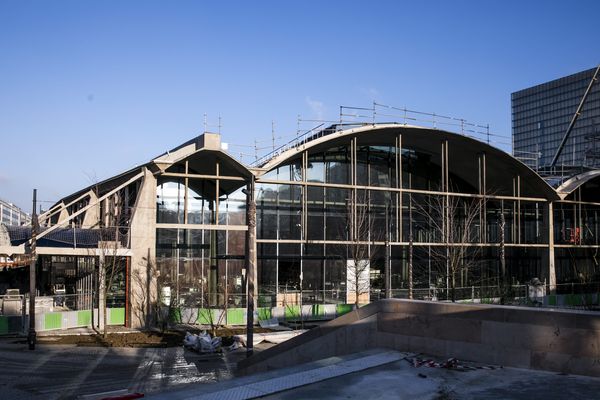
[556,169,600,199]
[53,133,253,209]
[257,124,559,200]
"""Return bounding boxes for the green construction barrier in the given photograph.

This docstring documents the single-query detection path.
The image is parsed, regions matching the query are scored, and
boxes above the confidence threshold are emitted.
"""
[585,293,595,306]
[109,308,125,325]
[312,304,326,318]
[197,308,213,325]
[45,313,62,330]
[77,310,92,326]
[0,316,8,335]
[169,307,182,324]
[548,295,557,306]
[336,304,353,316]
[227,308,245,325]
[284,305,301,320]
[566,294,583,306]
[257,307,272,321]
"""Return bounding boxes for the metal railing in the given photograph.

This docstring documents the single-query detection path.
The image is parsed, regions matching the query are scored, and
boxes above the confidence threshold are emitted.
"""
[248,102,510,168]
[373,285,529,302]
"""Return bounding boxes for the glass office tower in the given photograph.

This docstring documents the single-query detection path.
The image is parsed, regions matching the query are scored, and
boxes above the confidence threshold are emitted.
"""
[512,67,600,169]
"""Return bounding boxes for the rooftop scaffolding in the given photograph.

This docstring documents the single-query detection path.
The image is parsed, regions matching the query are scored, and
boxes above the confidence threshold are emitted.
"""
[244,102,509,168]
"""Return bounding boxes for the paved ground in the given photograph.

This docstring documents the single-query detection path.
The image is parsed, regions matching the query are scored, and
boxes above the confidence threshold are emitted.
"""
[0,338,263,400]
[149,349,600,400]
[261,355,600,400]
[4,338,600,400]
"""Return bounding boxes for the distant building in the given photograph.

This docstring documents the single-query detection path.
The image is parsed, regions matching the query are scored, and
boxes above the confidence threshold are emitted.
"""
[0,198,30,226]
[512,67,600,169]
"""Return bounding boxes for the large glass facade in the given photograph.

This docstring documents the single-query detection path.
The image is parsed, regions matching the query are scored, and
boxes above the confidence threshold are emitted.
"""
[252,136,557,304]
[155,155,249,308]
[145,128,600,308]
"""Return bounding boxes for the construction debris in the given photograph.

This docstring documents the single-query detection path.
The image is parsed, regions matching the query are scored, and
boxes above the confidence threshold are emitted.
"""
[182,331,242,353]
[406,356,500,372]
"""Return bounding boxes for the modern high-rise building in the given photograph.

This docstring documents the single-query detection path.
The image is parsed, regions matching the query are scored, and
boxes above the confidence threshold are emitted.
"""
[0,198,30,226]
[512,66,600,170]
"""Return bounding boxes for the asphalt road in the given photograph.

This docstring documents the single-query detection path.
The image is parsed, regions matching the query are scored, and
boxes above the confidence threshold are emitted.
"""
[0,339,247,399]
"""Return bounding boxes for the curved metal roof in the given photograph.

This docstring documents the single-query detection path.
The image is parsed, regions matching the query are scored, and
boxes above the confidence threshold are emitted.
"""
[257,124,559,200]
[556,169,600,198]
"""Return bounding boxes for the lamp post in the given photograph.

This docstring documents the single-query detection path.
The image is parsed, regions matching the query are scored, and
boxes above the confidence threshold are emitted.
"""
[244,178,257,357]
[385,203,391,299]
[28,189,38,350]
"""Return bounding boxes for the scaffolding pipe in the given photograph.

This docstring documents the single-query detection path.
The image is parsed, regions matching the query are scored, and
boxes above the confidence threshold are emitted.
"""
[550,64,600,167]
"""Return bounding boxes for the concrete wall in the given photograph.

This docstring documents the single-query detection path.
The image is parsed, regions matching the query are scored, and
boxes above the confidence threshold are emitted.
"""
[128,168,157,329]
[239,299,600,378]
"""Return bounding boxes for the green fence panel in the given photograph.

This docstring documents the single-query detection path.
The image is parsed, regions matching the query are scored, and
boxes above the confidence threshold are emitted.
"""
[585,293,595,306]
[312,304,326,318]
[336,304,353,316]
[284,305,301,320]
[170,308,182,324]
[227,308,245,325]
[257,307,272,321]
[0,316,8,335]
[77,310,92,326]
[109,308,125,325]
[548,295,557,306]
[45,313,62,330]
[565,294,582,306]
[197,308,213,325]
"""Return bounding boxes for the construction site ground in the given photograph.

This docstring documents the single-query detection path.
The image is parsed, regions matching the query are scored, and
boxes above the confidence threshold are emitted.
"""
[31,325,272,348]
[0,332,274,400]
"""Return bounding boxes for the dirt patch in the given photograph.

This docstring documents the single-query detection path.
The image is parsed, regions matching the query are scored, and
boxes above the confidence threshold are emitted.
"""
[33,327,273,348]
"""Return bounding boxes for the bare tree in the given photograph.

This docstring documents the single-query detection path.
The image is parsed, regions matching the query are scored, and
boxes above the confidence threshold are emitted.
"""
[346,191,381,307]
[131,253,158,329]
[97,226,126,337]
[413,193,484,302]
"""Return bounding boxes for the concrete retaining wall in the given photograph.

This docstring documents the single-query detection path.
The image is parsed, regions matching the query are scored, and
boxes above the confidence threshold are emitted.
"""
[239,299,600,378]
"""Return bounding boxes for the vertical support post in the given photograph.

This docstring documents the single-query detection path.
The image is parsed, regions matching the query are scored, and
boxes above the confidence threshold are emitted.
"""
[385,203,391,299]
[517,175,521,244]
[482,152,487,242]
[245,176,257,357]
[272,120,276,152]
[396,134,402,243]
[442,140,450,298]
[125,256,130,328]
[28,189,38,350]
[408,193,413,300]
[548,201,556,293]
[500,206,506,295]
[98,252,106,333]
[184,160,189,224]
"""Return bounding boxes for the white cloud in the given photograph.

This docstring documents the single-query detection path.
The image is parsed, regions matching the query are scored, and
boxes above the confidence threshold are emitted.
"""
[360,87,381,102]
[305,96,325,120]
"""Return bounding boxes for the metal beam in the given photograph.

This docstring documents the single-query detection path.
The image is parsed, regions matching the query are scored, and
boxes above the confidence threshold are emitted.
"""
[256,178,550,202]
[38,191,91,223]
[550,64,600,167]
[34,171,144,242]
[160,172,246,181]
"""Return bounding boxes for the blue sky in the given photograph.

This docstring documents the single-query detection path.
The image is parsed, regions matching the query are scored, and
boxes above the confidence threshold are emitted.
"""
[1,0,599,210]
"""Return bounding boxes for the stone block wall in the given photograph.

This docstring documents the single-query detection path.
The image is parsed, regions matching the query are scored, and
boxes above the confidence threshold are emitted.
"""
[238,299,600,378]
